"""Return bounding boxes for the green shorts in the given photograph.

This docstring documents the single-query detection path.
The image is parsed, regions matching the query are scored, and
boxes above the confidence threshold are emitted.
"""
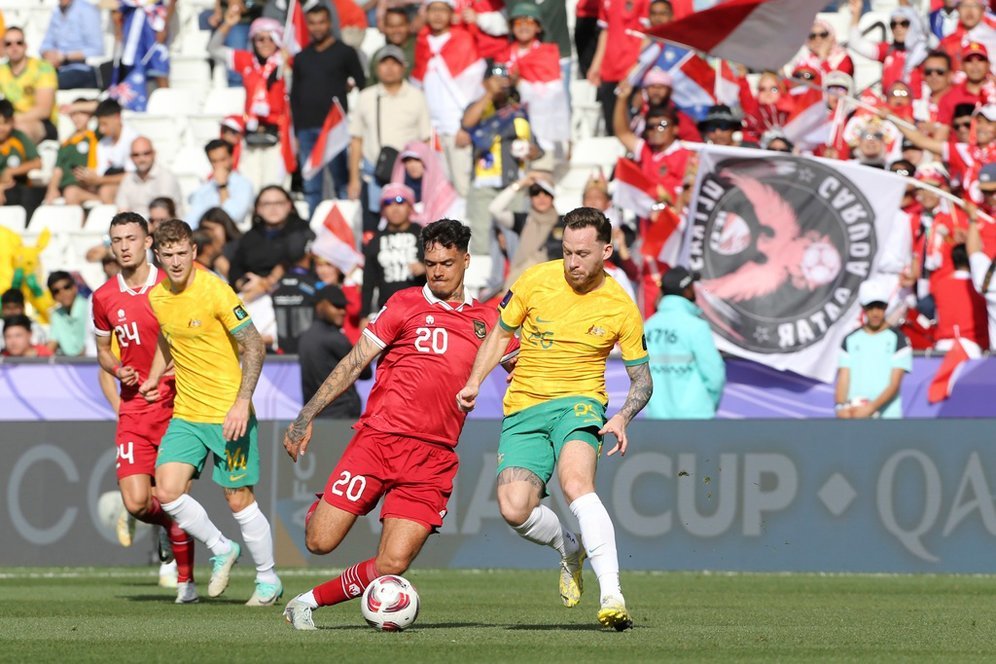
[156,416,259,488]
[497,396,605,486]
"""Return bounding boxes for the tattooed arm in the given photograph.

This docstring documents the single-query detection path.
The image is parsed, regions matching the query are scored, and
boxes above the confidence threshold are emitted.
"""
[223,322,265,442]
[283,334,382,462]
[598,362,653,457]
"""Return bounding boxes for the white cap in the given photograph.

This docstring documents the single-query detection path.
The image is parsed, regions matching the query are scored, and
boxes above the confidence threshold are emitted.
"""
[858,280,891,307]
[975,104,996,122]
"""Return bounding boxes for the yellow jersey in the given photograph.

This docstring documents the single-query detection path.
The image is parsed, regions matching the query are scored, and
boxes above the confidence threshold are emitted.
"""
[0,57,58,124]
[498,260,648,415]
[149,269,253,423]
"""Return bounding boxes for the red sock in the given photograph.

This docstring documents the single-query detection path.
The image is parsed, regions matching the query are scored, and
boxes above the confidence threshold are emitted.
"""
[168,520,195,583]
[313,558,380,607]
[137,496,173,528]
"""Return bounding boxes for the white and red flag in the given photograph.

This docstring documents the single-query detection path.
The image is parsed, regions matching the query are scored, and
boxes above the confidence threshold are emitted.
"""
[928,337,980,403]
[302,99,349,181]
[508,42,570,147]
[644,0,830,71]
[284,0,310,56]
[613,157,659,218]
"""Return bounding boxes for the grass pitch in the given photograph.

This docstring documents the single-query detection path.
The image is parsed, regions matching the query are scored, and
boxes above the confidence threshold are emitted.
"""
[3,567,996,662]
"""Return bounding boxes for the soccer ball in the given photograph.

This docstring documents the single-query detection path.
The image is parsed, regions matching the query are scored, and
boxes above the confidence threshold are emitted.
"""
[97,490,125,533]
[361,575,420,632]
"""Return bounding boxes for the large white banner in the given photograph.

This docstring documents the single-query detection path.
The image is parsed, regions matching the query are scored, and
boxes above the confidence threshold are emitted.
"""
[681,146,909,383]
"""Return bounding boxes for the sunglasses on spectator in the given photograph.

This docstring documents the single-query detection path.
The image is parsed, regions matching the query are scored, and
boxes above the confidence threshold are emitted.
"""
[890,19,910,28]
[795,71,816,81]
[953,120,972,130]
[51,282,75,294]
[528,184,550,197]
[647,119,671,132]
[808,31,829,40]
[131,150,153,158]
[923,68,948,76]
[891,168,912,177]
[889,89,910,98]
[382,195,408,206]
[862,132,885,140]
[4,39,24,46]
[761,86,781,94]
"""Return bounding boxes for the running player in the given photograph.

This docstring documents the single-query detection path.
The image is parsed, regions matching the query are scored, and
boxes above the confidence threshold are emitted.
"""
[281,219,517,630]
[91,212,196,604]
[140,218,282,606]
[457,207,653,631]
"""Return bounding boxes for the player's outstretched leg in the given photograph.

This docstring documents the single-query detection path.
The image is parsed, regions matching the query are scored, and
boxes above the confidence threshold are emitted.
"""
[497,469,585,607]
[159,492,240,598]
[231,499,283,606]
[570,492,632,631]
[285,557,381,631]
[168,520,198,603]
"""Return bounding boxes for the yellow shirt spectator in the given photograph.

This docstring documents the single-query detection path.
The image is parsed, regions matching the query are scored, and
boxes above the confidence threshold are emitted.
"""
[0,56,58,124]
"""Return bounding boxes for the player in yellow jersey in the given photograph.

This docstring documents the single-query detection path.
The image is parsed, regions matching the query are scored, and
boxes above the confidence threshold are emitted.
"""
[139,219,282,607]
[457,207,652,631]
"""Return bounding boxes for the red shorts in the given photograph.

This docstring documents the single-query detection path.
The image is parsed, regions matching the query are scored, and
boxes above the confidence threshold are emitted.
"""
[322,425,458,531]
[115,395,174,480]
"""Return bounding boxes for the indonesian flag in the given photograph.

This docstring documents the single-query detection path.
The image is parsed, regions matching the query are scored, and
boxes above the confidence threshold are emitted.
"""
[928,337,980,403]
[781,83,829,149]
[315,203,364,273]
[645,0,831,71]
[614,158,659,218]
[642,206,682,262]
[510,43,570,147]
[411,29,486,117]
[302,99,349,181]
[715,61,740,107]
[284,0,310,56]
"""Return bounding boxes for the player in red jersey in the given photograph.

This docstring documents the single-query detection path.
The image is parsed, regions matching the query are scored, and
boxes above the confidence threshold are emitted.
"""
[280,218,516,630]
[91,212,197,604]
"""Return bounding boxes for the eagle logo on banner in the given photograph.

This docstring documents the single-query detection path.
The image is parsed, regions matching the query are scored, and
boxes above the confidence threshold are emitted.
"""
[689,157,876,353]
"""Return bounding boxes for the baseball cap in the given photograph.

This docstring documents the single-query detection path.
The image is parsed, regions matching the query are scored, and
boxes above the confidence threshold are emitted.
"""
[380,182,416,205]
[508,2,543,23]
[979,162,996,190]
[698,104,740,131]
[423,0,456,8]
[400,149,422,161]
[976,104,996,122]
[858,280,890,308]
[661,266,699,296]
[375,45,408,67]
[315,284,348,309]
[528,179,556,198]
[220,115,245,134]
[823,70,854,93]
[914,162,950,186]
[963,41,989,60]
[642,67,673,88]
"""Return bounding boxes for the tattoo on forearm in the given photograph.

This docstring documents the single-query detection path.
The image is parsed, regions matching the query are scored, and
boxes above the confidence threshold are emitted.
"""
[232,323,265,400]
[293,336,377,436]
[620,363,653,423]
[497,467,545,491]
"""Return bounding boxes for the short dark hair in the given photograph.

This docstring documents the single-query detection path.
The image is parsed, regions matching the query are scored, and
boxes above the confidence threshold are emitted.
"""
[198,207,243,242]
[149,197,178,217]
[305,3,330,17]
[154,218,194,247]
[3,314,32,335]
[384,6,410,21]
[951,243,969,269]
[953,103,976,121]
[564,207,612,244]
[1,288,25,306]
[645,103,679,126]
[205,139,232,156]
[192,229,214,253]
[924,49,952,70]
[650,0,672,7]
[421,218,471,253]
[47,271,74,291]
[0,99,14,121]
[95,99,123,118]
[109,211,149,235]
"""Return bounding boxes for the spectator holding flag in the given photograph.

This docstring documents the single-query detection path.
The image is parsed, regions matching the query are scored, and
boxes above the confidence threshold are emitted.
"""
[291,3,365,216]
[109,0,175,109]
[846,0,929,96]
[211,7,294,192]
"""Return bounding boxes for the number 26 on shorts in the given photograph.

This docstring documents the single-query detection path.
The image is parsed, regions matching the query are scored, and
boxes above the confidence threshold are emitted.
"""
[331,470,367,502]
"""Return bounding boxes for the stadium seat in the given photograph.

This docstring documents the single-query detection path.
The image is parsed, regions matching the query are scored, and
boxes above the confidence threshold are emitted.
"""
[30,205,85,234]
[360,28,386,63]
[0,206,28,233]
[147,88,205,115]
[123,114,186,163]
[170,56,212,83]
[204,87,246,116]
[179,29,212,56]
[170,144,212,178]
[83,204,118,233]
[570,137,624,169]
[55,88,101,107]
[187,114,226,146]
[463,255,492,298]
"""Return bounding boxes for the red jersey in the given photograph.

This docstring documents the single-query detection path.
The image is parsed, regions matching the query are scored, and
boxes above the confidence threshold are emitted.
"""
[933,271,991,348]
[633,137,690,203]
[228,50,289,128]
[360,285,516,447]
[597,0,649,82]
[91,266,174,413]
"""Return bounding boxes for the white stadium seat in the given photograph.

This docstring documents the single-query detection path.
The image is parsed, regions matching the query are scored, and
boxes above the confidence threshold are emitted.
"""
[0,206,28,233]
[31,205,85,235]
[570,137,625,170]
[170,144,212,178]
[147,87,205,115]
[83,204,118,233]
[188,113,226,146]
[124,114,187,163]
[204,87,246,116]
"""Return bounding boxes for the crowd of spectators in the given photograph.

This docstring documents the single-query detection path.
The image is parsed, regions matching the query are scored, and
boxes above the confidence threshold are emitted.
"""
[4,0,996,419]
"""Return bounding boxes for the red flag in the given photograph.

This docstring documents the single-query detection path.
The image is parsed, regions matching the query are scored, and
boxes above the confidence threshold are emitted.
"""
[313,203,363,273]
[644,0,830,71]
[613,158,659,218]
[641,206,682,261]
[928,339,971,404]
[284,0,310,55]
[302,99,349,181]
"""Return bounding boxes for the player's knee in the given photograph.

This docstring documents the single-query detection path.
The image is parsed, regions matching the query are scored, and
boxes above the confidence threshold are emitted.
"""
[304,530,336,556]
[375,551,411,576]
[497,494,533,527]
[559,477,594,504]
[154,484,184,505]
[224,487,254,512]
[122,493,151,517]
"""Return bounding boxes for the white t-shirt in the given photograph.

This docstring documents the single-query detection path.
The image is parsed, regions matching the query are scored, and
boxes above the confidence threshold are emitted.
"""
[96,124,139,175]
[968,250,996,350]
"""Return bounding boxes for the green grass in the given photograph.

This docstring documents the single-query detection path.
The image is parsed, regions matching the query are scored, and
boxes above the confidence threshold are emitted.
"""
[3,568,996,662]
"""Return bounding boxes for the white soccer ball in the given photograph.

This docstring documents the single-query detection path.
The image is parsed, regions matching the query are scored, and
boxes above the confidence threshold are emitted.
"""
[97,490,126,533]
[361,575,420,632]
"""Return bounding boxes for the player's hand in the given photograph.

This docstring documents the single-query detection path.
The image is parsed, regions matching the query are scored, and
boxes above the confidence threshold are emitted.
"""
[599,413,629,457]
[138,377,161,402]
[456,383,479,412]
[223,398,251,441]
[283,416,314,462]
[851,403,876,419]
[117,365,139,386]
